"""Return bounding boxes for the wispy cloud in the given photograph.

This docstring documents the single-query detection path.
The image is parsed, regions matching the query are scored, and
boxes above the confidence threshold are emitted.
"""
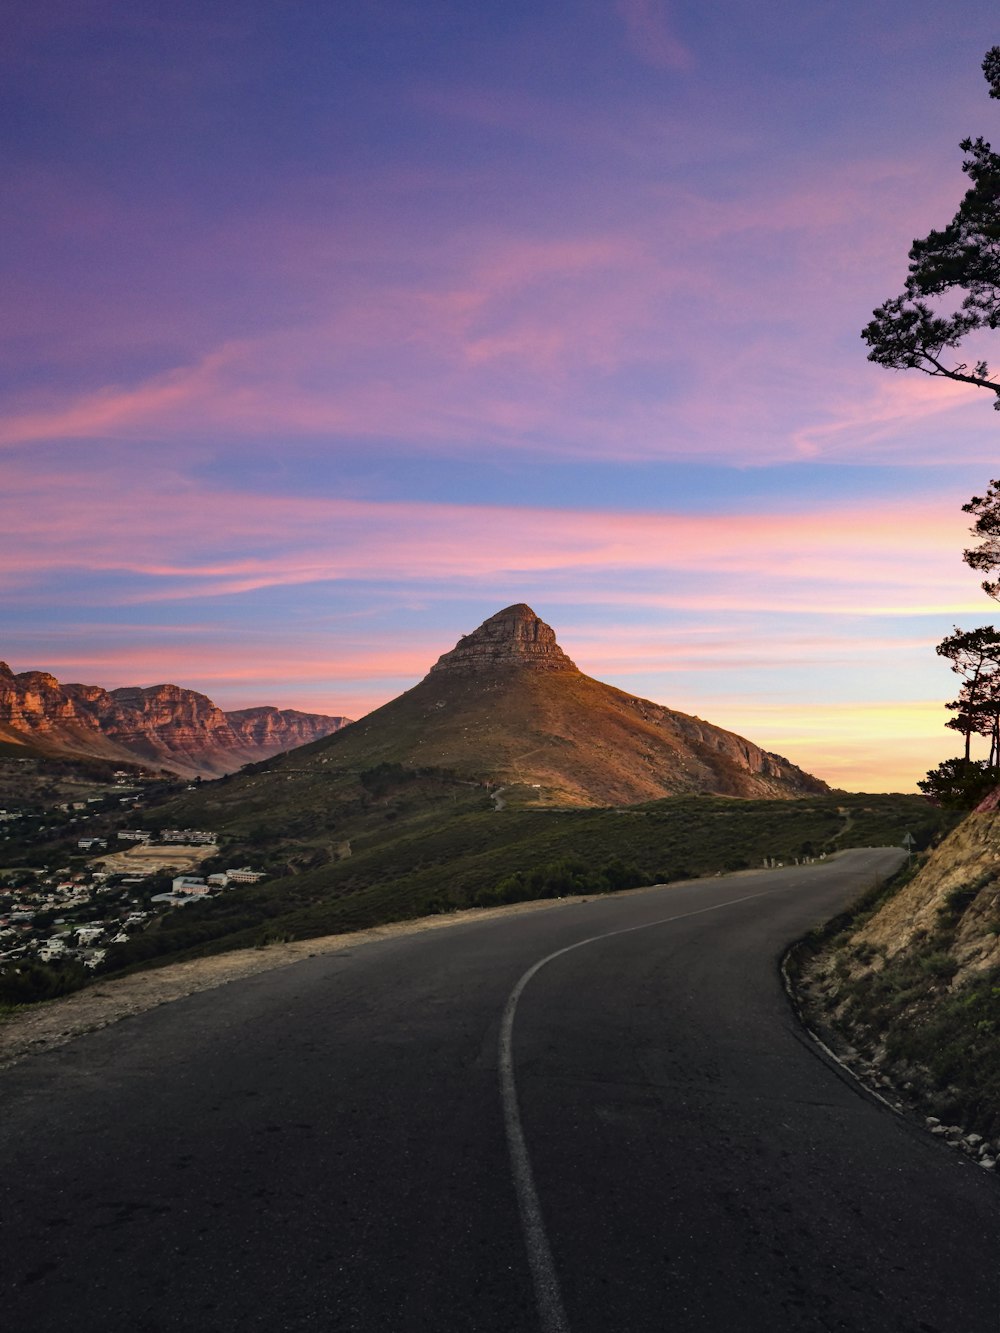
[2,146,984,468]
[0,461,977,616]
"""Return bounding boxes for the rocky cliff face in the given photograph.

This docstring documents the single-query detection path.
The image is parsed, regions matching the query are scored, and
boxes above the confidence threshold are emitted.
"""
[227,706,345,749]
[0,661,351,778]
[0,668,86,733]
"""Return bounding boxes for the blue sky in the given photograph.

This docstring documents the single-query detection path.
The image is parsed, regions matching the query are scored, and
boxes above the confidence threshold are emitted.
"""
[4,1,1000,790]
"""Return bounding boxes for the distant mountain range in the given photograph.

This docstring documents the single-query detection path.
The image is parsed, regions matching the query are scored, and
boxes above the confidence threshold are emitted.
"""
[0,662,351,778]
[280,603,827,805]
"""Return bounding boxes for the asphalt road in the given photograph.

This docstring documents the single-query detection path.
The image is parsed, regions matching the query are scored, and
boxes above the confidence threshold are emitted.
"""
[2,849,999,1333]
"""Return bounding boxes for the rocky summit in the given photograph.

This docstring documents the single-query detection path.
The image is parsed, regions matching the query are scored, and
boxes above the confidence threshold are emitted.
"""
[0,661,350,778]
[290,605,828,806]
[429,604,578,675]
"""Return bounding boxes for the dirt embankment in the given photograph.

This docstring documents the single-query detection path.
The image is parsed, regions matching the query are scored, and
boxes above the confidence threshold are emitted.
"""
[848,811,1000,982]
[792,811,1000,1142]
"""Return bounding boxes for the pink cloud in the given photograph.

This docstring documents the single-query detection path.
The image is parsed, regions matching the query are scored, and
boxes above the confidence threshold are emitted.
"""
[0,462,979,618]
[3,644,432,688]
[2,143,988,470]
[0,227,677,455]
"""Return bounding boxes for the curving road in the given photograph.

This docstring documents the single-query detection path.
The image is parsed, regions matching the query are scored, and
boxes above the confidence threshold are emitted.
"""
[2,849,999,1332]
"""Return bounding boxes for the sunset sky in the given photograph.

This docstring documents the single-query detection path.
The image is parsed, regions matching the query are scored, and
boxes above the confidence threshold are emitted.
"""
[5,1,1000,792]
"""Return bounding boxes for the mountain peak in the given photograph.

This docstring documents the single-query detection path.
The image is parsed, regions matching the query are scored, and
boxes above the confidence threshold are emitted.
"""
[313,604,827,804]
[428,604,578,676]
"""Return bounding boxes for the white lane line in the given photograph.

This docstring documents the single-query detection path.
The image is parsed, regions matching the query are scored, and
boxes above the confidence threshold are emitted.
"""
[498,884,785,1333]
[499,958,572,1333]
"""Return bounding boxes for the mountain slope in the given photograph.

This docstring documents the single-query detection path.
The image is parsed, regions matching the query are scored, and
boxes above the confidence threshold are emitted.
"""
[0,663,351,778]
[289,604,826,805]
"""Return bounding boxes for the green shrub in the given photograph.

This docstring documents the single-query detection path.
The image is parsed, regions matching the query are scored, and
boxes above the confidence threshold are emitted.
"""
[918,951,960,981]
[0,959,90,1005]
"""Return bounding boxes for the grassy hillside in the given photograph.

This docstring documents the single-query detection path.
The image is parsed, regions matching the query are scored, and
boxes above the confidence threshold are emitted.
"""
[103,769,953,972]
[0,748,149,809]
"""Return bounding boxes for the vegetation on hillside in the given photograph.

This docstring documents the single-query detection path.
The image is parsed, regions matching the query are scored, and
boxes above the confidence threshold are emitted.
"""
[0,748,150,808]
[82,773,950,978]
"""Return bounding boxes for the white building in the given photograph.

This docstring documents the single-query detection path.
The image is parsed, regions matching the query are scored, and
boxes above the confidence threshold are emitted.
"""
[225,867,266,884]
[171,875,209,895]
[161,828,217,845]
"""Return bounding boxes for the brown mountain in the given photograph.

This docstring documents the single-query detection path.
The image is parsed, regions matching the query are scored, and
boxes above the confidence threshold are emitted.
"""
[303,604,827,806]
[0,663,351,778]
